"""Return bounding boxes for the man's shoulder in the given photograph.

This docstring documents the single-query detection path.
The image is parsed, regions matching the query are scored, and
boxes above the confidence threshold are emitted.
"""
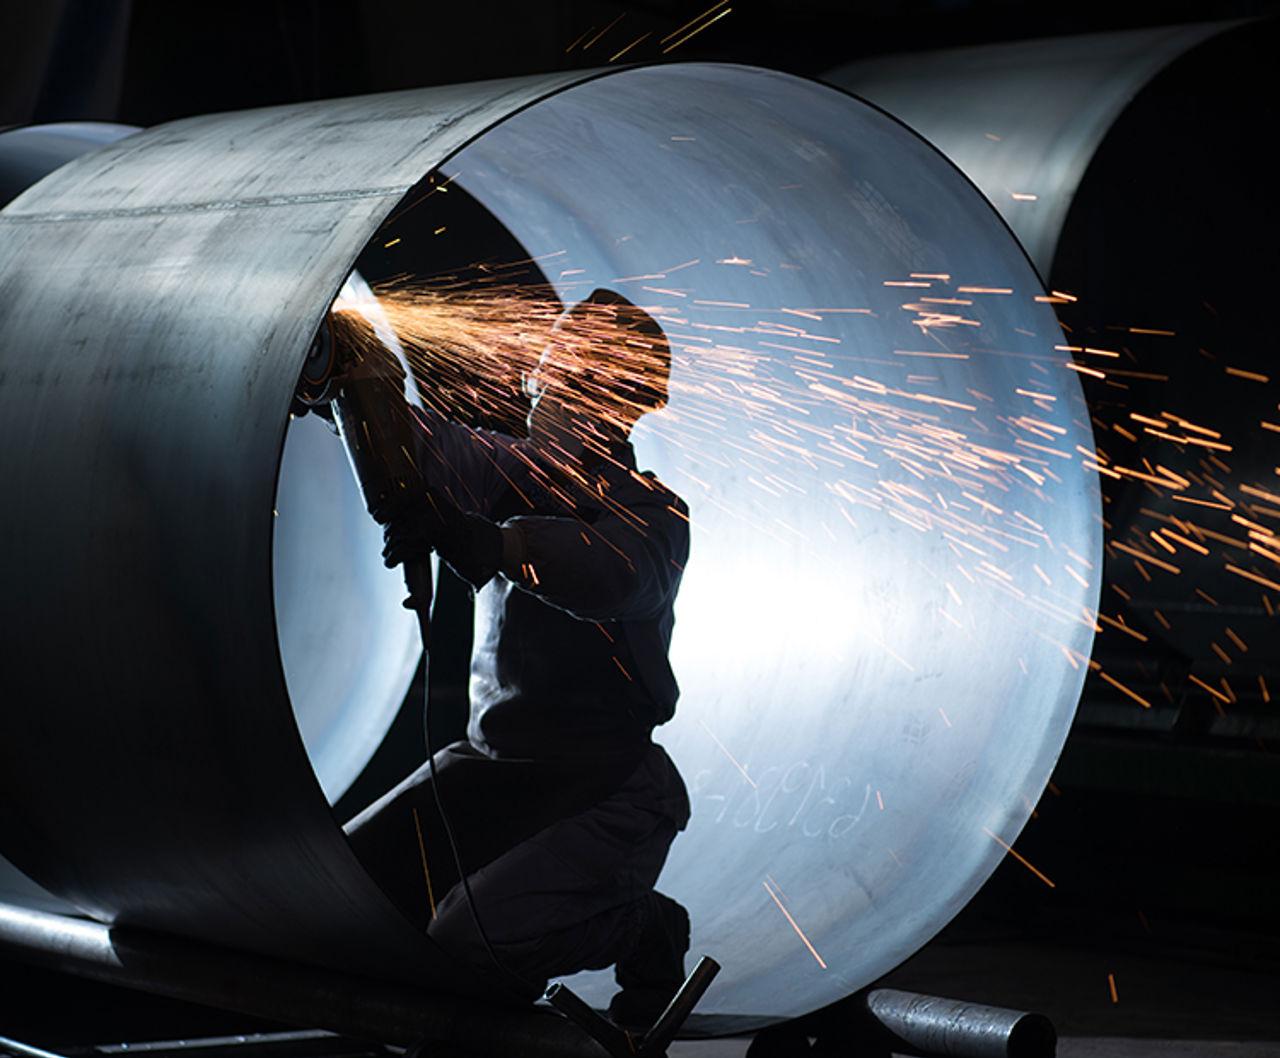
[623,471,690,556]
[621,466,685,510]
[642,470,688,513]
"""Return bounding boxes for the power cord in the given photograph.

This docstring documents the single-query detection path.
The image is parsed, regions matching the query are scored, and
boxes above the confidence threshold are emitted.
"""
[407,559,542,1003]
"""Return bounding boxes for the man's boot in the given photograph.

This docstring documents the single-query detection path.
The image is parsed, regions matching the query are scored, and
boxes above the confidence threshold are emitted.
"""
[607,890,691,1032]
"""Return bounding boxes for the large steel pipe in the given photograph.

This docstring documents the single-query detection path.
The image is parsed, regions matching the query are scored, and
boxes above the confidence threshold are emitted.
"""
[827,22,1237,280]
[0,902,601,1055]
[827,22,1280,713]
[0,122,421,922]
[0,123,139,210]
[0,65,1099,1026]
[0,121,139,920]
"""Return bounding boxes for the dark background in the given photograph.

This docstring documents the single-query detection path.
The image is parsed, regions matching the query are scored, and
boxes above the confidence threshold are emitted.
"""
[2,0,1278,1048]
[3,0,1280,129]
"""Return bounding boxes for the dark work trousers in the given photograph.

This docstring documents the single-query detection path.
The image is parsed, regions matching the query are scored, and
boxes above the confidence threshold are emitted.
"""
[342,740,688,997]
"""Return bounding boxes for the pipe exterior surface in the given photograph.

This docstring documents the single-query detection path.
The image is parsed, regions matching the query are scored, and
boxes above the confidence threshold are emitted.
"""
[0,71,588,989]
[862,989,1056,1058]
[826,22,1233,278]
[0,65,1100,1025]
[0,122,416,910]
[0,902,604,1055]
[0,120,140,921]
[0,1036,70,1058]
[0,122,140,210]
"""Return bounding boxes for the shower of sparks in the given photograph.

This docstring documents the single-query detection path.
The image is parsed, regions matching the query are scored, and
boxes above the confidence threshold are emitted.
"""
[333,271,1099,585]
[661,1,732,54]
[325,198,1279,797]
[763,878,827,969]
[326,259,1131,748]
[566,0,733,62]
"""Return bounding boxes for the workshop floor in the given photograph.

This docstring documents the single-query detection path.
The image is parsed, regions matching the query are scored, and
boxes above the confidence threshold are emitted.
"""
[3,902,1276,1056]
[669,911,1280,1058]
[668,1042,1279,1057]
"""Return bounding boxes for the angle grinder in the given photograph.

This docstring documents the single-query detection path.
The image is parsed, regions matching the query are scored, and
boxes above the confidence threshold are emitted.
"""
[293,307,434,627]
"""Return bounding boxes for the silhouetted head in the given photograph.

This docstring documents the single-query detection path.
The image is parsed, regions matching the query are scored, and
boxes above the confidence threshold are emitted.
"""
[525,289,670,456]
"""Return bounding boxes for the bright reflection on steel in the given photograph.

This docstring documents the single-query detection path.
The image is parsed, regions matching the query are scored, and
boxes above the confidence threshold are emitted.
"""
[273,272,421,803]
[434,64,1100,1021]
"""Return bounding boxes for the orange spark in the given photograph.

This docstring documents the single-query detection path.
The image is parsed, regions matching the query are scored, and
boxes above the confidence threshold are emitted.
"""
[762,879,827,970]
[1098,670,1151,708]
[1225,366,1269,383]
[1188,674,1231,705]
[982,826,1056,887]
[698,719,757,789]
[411,807,437,920]
[662,3,732,53]
[1225,564,1280,592]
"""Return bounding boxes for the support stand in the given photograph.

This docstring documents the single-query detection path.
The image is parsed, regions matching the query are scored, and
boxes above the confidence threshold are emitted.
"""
[545,956,721,1058]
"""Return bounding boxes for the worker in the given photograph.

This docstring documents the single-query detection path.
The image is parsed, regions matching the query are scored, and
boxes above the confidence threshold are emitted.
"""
[342,288,692,1029]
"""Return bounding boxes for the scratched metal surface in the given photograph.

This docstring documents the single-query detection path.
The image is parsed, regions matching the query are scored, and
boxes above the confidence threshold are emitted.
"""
[0,65,1099,1022]
[0,73,588,988]
[0,123,141,209]
[0,122,142,920]
[436,63,1100,1023]
[0,122,410,920]
[825,22,1233,278]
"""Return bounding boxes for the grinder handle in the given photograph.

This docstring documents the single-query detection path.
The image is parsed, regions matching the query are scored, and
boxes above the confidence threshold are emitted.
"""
[402,556,434,647]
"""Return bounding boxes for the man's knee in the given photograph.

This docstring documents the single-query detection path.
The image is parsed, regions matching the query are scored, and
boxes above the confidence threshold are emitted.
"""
[428,881,647,987]
[427,891,549,1000]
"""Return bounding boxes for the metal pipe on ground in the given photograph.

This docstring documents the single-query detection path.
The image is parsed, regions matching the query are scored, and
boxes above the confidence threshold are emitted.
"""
[0,1034,72,1058]
[859,989,1055,1058]
[0,902,604,1056]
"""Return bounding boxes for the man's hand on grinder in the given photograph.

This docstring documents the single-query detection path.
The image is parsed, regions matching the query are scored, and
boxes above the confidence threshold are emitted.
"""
[379,490,504,598]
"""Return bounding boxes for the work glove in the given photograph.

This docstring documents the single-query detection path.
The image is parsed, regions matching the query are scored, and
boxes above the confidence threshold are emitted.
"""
[288,397,338,433]
[380,489,503,593]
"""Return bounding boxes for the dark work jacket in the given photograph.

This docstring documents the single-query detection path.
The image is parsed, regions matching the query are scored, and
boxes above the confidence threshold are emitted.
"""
[411,408,690,767]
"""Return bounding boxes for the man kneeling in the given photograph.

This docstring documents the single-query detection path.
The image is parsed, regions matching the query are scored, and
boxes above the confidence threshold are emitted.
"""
[343,289,692,1029]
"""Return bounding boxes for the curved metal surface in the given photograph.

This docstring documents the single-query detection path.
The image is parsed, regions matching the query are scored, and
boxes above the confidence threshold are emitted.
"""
[0,71,591,987]
[273,270,422,804]
[0,124,418,810]
[0,64,1100,1022]
[428,64,1099,1022]
[0,120,141,923]
[0,122,140,209]
[826,21,1237,277]
[861,988,1055,1058]
[0,903,603,1055]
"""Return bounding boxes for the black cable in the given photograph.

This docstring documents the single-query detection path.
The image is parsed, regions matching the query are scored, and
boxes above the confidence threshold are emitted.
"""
[409,561,541,1002]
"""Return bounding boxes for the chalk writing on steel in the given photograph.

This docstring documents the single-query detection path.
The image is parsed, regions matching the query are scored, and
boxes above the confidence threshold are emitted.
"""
[690,761,872,840]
